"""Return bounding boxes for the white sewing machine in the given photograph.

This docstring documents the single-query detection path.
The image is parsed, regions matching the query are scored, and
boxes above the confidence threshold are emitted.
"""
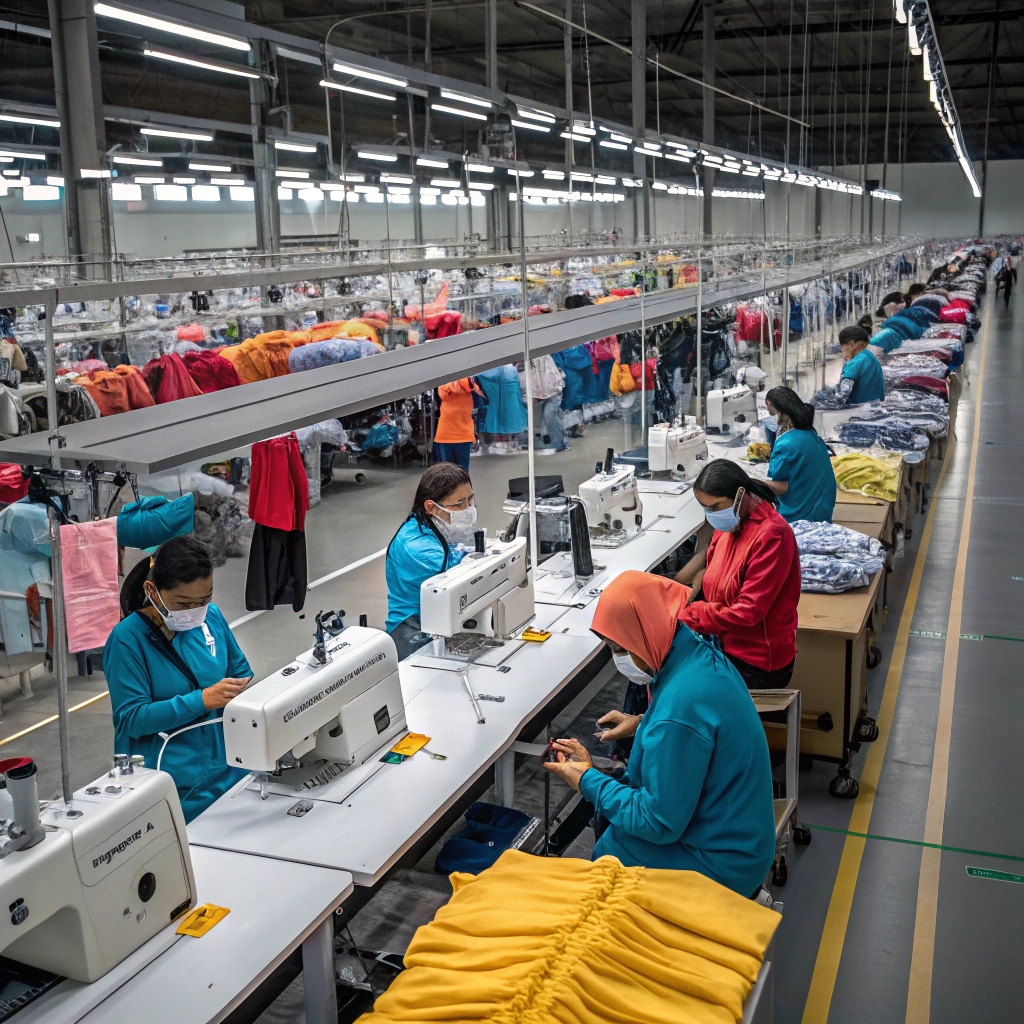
[223,624,407,801]
[0,759,195,983]
[419,535,535,646]
[579,458,644,547]
[706,383,758,435]
[648,421,708,479]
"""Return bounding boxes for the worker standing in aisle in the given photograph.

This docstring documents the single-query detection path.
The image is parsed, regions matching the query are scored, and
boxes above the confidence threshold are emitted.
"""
[836,325,885,405]
[677,460,801,689]
[763,386,836,523]
[433,377,481,471]
[104,535,252,822]
[385,463,474,631]
[544,571,776,898]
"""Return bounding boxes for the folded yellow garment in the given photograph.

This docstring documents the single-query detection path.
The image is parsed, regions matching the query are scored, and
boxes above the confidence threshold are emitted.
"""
[832,452,901,502]
[356,850,780,1024]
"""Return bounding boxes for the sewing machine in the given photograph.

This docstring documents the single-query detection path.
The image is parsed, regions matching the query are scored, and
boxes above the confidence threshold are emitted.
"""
[705,383,758,435]
[223,623,407,799]
[419,535,535,646]
[0,758,195,983]
[579,451,644,547]
[647,421,708,480]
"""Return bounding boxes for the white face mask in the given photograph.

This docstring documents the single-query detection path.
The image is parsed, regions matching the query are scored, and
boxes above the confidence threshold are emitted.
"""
[613,651,653,685]
[447,505,478,532]
[147,587,209,632]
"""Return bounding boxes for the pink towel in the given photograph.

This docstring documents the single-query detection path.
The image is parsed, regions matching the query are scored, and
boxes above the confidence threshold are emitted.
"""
[60,518,120,653]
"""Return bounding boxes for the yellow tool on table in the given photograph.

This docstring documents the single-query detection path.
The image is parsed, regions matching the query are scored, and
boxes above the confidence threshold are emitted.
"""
[521,627,551,643]
[176,904,230,937]
[390,732,431,757]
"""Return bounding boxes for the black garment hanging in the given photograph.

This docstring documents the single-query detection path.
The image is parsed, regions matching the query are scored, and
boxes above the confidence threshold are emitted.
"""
[244,525,308,613]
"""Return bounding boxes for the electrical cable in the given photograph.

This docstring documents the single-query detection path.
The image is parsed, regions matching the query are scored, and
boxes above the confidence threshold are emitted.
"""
[156,718,221,772]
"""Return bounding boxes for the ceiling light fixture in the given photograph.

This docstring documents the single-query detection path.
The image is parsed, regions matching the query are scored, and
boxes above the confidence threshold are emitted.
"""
[430,177,461,187]
[440,89,491,108]
[516,107,556,124]
[141,126,213,141]
[143,48,258,79]
[561,132,593,142]
[189,162,231,172]
[331,61,407,89]
[114,155,163,167]
[320,79,395,102]
[381,173,413,183]
[600,140,628,151]
[210,177,244,185]
[357,150,398,162]
[510,119,550,133]
[508,169,534,177]
[133,175,165,183]
[416,157,449,169]
[0,112,59,128]
[276,169,310,178]
[93,3,250,50]
[466,163,493,173]
[275,140,317,153]
[431,103,487,121]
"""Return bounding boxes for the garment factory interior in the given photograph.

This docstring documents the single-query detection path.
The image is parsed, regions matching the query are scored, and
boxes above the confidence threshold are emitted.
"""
[0,1,1020,1023]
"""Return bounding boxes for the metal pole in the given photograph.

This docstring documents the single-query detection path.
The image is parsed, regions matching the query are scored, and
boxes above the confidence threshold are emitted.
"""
[47,507,72,806]
[695,172,704,427]
[43,299,59,445]
[781,285,790,385]
[640,256,647,441]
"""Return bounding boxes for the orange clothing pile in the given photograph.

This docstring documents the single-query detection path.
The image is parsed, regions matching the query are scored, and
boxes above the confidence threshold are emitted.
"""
[78,365,155,416]
[434,378,479,444]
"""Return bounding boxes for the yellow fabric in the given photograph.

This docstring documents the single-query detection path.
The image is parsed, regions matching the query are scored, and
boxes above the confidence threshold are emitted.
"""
[356,850,780,1024]
[831,451,902,502]
[610,362,635,395]
[746,442,772,463]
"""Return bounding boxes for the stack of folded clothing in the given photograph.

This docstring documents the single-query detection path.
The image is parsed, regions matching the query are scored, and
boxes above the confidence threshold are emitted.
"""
[791,520,886,593]
[832,451,903,501]
[838,419,930,452]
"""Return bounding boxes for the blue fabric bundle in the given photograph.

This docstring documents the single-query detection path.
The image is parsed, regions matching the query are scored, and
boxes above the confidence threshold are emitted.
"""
[288,338,381,373]
[870,327,905,353]
[476,365,528,434]
[434,802,533,875]
[117,493,196,550]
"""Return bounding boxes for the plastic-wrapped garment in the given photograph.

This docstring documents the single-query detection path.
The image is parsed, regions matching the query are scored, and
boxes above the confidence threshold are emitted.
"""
[180,350,242,393]
[811,385,847,410]
[552,345,594,411]
[363,420,400,452]
[424,310,462,338]
[59,518,120,653]
[193,496,252,567]
[883,390,949,417]
[884,354,949,376]
[610,360,636,395]
[294,420,348,508]
[838,420,929,451]
[55,379,101,425]
[870,327,904,353]
[890,337,962,360]
[799,552,885,593]
[946,291,977,310]
[141,353,205,404]
[910,293,947,313]
[288,338,381,372]
[892,376,949,399]
[938,305,969,325]
[790,519,885,558]
[476,365,528,435]
[0,462,28,503]
[69,358,108,375]
[241,334,299,380]
[117,493,196,550]
[629,357,659,392]
[146,470,235,499]
[923,323,967,343]
[0,501,51,655]
[848,403,948,439]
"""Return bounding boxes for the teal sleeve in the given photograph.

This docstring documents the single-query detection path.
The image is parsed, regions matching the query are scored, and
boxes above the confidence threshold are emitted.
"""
[768,444,792,482]
[105,635,209,740]
[578,720,714,845]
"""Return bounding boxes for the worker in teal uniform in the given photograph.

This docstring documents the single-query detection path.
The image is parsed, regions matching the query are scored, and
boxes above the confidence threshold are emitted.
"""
[837,325,885,404]
[104,535,252,822]
[544,571,776,898]
[764,385,836,523]
[385,462,474,631]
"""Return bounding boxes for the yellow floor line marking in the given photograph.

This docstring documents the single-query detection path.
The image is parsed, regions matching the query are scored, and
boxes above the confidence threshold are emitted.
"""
[800,447,950,1024]
[905,314,990,1024]
[0,690,110,747]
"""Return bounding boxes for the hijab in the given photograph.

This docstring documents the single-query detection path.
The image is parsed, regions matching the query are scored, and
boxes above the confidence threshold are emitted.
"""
[591,570,688,672]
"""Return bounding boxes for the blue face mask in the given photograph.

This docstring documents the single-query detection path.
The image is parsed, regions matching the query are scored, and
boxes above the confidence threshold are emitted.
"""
[705,506,741,532]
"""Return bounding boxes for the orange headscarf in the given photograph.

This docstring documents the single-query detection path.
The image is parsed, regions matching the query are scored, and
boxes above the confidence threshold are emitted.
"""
[591,570,689,672]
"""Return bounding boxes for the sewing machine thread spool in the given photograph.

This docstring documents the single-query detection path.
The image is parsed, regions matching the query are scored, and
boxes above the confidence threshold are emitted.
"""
[474,530,485,553]
[4,758,44,847]
[568,499,594,581]
[603,448,614,473]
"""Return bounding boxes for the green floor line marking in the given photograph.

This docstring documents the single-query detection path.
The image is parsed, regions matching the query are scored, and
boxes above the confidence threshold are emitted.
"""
[966,867,1024,884]
[806,824,1024,864]
[982,633,1024,643]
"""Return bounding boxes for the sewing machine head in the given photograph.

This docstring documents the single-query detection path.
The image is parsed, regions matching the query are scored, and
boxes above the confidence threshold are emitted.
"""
[419,536,534,640]
[0,759,195,984]
[705,384,758,435]
[578,452,643,543]
[648,421,708,479]
[223,625,406,776]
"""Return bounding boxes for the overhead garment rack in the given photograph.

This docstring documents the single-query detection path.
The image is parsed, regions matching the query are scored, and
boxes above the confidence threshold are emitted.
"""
[0,239,909,474]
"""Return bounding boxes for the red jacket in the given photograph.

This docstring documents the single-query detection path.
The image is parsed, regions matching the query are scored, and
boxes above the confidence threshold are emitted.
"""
[679,500,800,671]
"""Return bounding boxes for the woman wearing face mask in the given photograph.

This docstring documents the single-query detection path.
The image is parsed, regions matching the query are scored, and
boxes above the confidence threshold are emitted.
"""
[763,386,836,524]
[104,535,252,822]
[678,459,801,689]
[544,571,776,897]
[385,463,476,631]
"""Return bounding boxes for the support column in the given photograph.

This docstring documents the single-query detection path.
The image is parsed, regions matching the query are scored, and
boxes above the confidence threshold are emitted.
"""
[979,19,1000,237]
[249,40,279,252]
[701,0,715,238]
[631,0,650,242]
[485,0,498,91]
[564,0,574,239]
[47,0,110,266]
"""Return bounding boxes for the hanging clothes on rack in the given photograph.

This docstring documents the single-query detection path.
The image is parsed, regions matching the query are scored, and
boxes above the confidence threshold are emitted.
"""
[476,365,528,436]
[245,433,309,613]
[60,518,120,653]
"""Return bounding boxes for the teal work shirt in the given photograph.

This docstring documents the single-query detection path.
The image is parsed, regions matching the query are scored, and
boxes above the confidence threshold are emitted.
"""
[578,626,776,896]
[385,517,464,631]
[104,604,250,822]
[840,347,885,404]
[769,427,836,523]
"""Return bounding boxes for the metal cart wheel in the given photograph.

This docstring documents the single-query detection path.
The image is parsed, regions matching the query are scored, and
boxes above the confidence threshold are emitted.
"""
[867,645,882,669]
[772,856,788,888]
[793,826,813,846]
[829,769,859,799]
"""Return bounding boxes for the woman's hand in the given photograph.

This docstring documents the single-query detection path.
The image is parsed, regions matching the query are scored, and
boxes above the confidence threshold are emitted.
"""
[596,710,642,742]
[543,738,593,792]
[202,677,249,710]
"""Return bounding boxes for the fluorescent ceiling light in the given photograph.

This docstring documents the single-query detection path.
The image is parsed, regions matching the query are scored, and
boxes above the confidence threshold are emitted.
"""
[381,173,413,183]
[153,183,188,201]
[600,140,628,151]
[275,140,317,153]
[421,186,440,195]
[431,104,487,121]
[664,152,690,163]
[594,175,616,185]
[430,178,461,187]
[508,169,534,177]
[332,61,407,89]
[0,112,60,128]
[651,182,668,191]
[516,107,556,124]
[2,169,19,177]
[416,157,449,169]
[703,154,723,164]
[635,145,662,155]
[440,89,491,108]
[320,80,395,102]
[560,132,593,142]
[610,134,632,145]
[173,176,196,184]
[0,158,11,164]
[276,169,310,178]
[229,185,254,201]
[80,168,111,178]
[141,127,213,141]
[466,163,493,173]
[189,162,231,173]
[353,184,380,193]
[111,182,141,201]
[510,119,550,133]
[192,184,220,201]
[357,150,398,162]
[23,184,60,200]
[468,181,495,190]
[277,185,294,198]
[571,125,597,137]
[541,169,565,179]
[339,173,365,182]
[298,187,323,201]
[114,155,162,167]
[210,177,244,185]
[94,3,249,50]
[0,150,45,160]
[46,175,64,186]
[144,49,258,79]
[134,175,165,183]
[385,185,410,194]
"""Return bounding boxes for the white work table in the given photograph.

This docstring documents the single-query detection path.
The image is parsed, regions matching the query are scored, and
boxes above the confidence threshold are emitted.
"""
[19,847,352,1024]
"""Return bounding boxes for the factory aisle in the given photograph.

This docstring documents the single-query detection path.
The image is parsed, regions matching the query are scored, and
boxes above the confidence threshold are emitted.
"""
[776,282,1022,1024]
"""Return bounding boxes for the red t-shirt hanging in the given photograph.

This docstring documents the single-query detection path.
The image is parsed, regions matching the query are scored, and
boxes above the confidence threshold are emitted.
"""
[248,433,309,531]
